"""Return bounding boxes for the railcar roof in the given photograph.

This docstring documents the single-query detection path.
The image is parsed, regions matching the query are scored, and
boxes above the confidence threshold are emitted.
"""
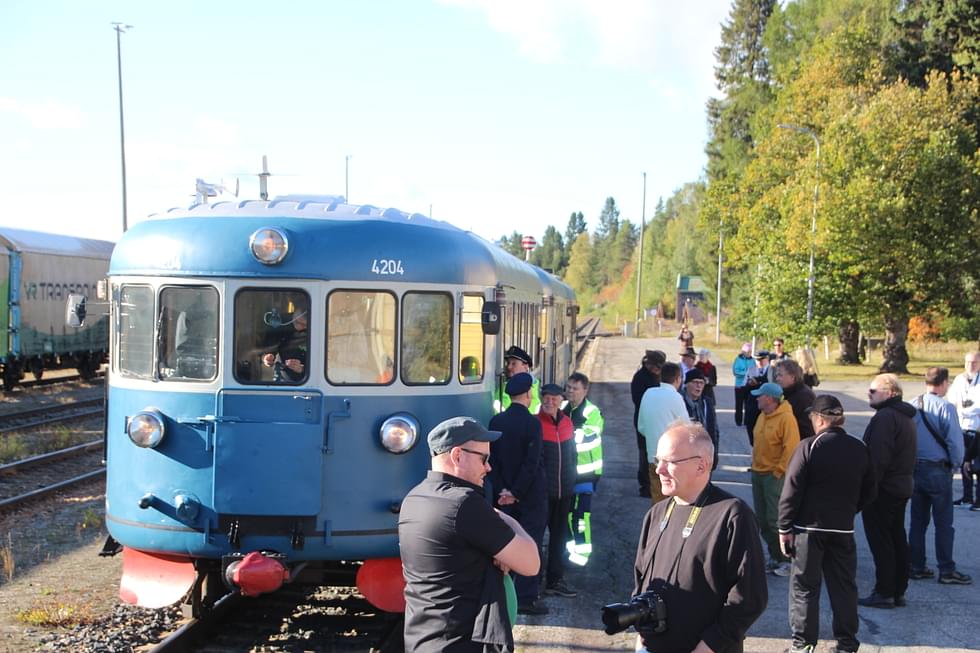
[113,200,567,294]
[0,226,116,258]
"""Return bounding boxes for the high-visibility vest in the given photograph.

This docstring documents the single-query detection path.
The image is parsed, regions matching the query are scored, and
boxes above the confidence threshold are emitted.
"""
[493,377,541,415]
[563,398,604,482]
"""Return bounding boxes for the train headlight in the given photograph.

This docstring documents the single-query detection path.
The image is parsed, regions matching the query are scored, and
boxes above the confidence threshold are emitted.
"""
[379,414,419,454]
[249,228,289,265]
[128,409,166,448]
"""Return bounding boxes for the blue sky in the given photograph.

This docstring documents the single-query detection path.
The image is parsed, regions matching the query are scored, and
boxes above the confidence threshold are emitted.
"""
[1,1,731,245]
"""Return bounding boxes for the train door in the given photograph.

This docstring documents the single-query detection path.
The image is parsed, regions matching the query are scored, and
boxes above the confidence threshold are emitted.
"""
[216,286,324,516]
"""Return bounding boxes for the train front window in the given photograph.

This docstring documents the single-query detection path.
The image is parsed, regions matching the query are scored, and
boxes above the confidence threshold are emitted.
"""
[326,290,396,385]
[233,289,311,385]
[158,287,219,382]
[402,292,451,385]
[117,285,154,380]
[458,295,484,384]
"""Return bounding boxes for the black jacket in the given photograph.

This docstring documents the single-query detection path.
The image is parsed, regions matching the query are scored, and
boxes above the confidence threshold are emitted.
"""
[778,427,876,534]
[862,396,917,499]
[631,367,659,427]
[539,411,577,499]
[783,382,816,441]
[682,391,719,470]
[488,403,546,503]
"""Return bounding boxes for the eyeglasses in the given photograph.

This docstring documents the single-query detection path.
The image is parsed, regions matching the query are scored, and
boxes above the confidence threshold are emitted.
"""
[652,455,701,468]
[459,447,490,465]
[868,387,884,396]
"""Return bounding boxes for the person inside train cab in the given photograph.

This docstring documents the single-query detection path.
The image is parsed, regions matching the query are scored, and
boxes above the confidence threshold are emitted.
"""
[495,346,540,414]
[261,310,309,382]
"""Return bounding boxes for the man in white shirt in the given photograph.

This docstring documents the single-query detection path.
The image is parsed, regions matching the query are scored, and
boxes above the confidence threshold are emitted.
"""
[948,351,980,508]
[637,362,690,504]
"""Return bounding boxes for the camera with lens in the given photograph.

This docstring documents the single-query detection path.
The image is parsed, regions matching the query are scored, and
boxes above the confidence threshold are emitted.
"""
[601,590,667,635]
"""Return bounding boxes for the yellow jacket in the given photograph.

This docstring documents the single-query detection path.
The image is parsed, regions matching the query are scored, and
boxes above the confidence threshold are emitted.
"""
[752,400,800,478]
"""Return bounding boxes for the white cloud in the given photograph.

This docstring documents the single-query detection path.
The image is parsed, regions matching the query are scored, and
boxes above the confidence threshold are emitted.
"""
[437,0,568,63]
[0,97,84,129]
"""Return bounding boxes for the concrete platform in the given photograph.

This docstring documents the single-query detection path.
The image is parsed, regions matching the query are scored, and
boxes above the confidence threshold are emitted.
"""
[512,335,977,652]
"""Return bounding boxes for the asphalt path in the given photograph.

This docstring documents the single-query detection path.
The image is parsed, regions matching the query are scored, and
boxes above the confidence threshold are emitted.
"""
[513,335,978,652]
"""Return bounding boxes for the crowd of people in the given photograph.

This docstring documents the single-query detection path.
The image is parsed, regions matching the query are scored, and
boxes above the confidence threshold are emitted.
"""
[397,330,979,653]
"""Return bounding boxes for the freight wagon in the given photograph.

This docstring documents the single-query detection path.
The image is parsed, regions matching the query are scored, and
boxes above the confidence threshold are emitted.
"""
[0,227,114,389]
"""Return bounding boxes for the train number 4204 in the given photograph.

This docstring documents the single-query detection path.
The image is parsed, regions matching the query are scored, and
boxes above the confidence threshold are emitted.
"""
[371,259,405,275]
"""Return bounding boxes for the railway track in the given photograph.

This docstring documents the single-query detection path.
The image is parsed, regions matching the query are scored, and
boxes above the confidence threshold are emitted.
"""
[0,398,104,434]
[575,316,601,363]
[149,584,404,652]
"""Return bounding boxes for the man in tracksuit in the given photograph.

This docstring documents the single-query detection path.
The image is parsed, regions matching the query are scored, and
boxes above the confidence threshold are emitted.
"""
[778,395,876,653]
[562,372,604,567]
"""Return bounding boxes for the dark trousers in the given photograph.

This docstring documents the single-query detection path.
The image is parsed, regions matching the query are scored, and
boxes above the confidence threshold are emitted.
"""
[734,385,748,425]
[502,494,548,603]
[636,430,650,494]
[790,531,859,652]
[961,431,978,502]
[861,491,910,599]
[544,495,573,586]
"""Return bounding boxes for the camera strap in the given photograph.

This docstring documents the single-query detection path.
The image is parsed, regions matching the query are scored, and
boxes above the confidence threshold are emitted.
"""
[646,486,711,588]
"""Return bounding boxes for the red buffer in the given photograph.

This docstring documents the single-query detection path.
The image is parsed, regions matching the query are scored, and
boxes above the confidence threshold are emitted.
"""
[226,552,290,597]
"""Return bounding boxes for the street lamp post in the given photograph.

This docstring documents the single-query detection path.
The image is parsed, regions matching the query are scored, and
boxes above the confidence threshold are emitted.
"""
[112,22,133,233]
[634,172,647,337]
[777,123,820,349]
[715,217,723,344]
[345,154,352,203]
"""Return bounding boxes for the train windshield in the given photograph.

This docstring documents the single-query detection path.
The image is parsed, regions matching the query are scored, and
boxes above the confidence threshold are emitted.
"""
[326,290,396,385]
[234,289,311,385]
[158,287,219,381]
[116,285,154,379]
[401,292,452,385]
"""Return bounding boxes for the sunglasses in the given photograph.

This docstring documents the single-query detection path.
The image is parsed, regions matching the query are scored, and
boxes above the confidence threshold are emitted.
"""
[459,447,490,465]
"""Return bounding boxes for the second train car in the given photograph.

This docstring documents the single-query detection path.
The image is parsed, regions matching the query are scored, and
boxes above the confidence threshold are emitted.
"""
[94,197,577,613]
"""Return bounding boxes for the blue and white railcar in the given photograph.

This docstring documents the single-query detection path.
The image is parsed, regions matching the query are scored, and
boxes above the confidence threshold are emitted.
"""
[100,198,577,613]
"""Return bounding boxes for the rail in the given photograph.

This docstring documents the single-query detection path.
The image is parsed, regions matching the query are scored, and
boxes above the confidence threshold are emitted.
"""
[575,317,600,363]
[0,399,104,435]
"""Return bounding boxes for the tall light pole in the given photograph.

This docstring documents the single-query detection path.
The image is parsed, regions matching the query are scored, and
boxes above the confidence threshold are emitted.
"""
[112,22,133,233]
[715,217,723,344]
[634,172,647,337]
[777,123,820,349]
[345,154,352,203]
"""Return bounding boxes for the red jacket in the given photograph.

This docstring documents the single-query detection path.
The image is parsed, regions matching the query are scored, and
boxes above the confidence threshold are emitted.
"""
[538,411,576,498]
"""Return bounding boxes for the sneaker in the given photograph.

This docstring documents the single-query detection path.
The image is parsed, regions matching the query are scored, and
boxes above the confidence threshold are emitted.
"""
[953,497,971,506]
[544,580,577,597]
[938,570,973,585]
[772,562,792,577]
[517,599,550,615]
[971,504,980,512]
[894,594,907,607]
[909,567,935,579]
[784,644,813,653]
[858,592,895,609]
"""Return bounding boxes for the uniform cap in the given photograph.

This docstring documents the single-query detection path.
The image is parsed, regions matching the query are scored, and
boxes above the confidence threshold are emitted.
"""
[504,345,532,367]
[750,382,783,399]
[427,416,501,456]
[505,372,533,396]
[806,394,844,417]
[754,350,771,360]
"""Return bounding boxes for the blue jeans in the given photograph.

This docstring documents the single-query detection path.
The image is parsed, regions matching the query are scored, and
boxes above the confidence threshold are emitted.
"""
[909,460,956,574]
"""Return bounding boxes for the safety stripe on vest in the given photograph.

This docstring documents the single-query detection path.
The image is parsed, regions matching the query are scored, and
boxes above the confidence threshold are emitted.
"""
[576,438,602,453]
[577,460,603,474]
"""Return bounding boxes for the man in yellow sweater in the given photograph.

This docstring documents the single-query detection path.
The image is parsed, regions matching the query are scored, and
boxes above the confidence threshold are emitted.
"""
[751,382,801,577]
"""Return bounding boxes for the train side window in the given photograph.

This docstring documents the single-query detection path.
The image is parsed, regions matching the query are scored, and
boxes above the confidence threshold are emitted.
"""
[402,292,451,385]
[158,286,219,382]
[117,285,154,380]
[458,295,484,384]
[326,290,396,385]
[234,289,311,385]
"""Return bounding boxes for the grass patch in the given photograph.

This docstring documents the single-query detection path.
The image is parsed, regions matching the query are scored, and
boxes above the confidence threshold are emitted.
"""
[16,599,101,627]
[77,507,104,533]
[0,435,27,463]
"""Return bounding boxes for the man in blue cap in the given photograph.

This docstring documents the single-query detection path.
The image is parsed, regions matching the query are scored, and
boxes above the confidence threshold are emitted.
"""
[751,381,801,577]
[400,416,540,652]
[489,372,549,615]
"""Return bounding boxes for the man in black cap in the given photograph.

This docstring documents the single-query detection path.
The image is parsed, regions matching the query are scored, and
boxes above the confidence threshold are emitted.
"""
[682,368,719,470]
[495,345,541,414]
[489,372,549,615]
[631,349,666,497]
[778,395,876,653]
[399,417,540,652]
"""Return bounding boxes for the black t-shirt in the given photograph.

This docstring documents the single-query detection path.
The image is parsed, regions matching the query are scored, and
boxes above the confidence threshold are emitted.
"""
[399,471,516,652]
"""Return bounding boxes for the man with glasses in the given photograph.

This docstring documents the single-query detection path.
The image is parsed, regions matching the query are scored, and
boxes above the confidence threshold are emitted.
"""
[489,372,549,615]
[399,417,540,652]
[859,374,917,609]
[632,422,767,653]
[949,352,980,508]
